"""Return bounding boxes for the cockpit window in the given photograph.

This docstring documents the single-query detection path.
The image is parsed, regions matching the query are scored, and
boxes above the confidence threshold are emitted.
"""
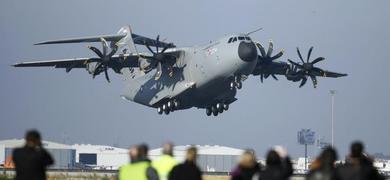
[238,36,245,40]
[245,37,251,41]
[232,37,237,42]
[228,37,233,43]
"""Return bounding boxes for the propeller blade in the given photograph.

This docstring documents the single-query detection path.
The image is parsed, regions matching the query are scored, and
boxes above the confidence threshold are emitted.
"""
[266,41,274,57]
[260,74,264,83]
[256,43,266,57]
[107,45,118,57]
[100,38,109,56]
[297,47,305,63]
[104,67,110,83]
[154,62,162,80]
[307,46,313,63]
[271,74,278,80]
[299,76,307,88]
[88,46,104,58]
[311,57,325,64]
[310,75,317,88]
[161,46,169,53]
[93,63,104,78]
[270,50,284,60]
[146,45,155,54]
[288,59,303,68]
[156,35,160,53]
[264,73,270,79]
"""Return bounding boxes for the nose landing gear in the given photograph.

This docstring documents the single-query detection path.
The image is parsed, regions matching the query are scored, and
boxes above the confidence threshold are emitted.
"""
[206,102,230,116]
[157,100,180,115]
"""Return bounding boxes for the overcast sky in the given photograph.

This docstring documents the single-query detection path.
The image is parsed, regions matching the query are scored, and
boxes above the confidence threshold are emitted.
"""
[1,0,389,158]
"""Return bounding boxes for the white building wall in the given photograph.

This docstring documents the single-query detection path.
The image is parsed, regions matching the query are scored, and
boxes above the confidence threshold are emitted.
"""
[0,144,4,165]
[72,144,129,170]
[150,145,243,172]
[97,153,129,170]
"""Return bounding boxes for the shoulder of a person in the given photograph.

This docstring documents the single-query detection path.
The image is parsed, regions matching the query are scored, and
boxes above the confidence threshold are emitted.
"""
[12,147,25,155]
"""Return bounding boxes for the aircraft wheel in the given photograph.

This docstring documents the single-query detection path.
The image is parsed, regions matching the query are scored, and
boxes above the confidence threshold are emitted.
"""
[230,82,235,90]
[211,106,218,116]
[164,108,170,115]
[157,106,163,114]
[217,103,224,113]
[223,103,229,111]
[174,101,180,108]
[206,107,212,116]
[162,104,168,112]
[236,81,242,89]
[167,101,173,109]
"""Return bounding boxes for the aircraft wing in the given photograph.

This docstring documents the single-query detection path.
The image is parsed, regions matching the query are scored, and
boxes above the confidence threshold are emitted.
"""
[35,33,176,48]
[251,61,290,76]
[13,54,139,71]
[314,70,347,78]
[35,34,126,45]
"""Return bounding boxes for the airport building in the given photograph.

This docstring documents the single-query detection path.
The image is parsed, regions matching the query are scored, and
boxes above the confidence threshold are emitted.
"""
[71,144,128,170]
[0,139,75,169]
[1,139,244,172]
[150,145,244,172]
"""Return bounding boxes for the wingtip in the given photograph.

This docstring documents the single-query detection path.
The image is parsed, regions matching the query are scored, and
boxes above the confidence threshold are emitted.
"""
[34,42,46,45]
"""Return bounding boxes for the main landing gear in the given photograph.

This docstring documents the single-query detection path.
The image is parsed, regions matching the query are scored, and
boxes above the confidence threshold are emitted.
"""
[205,102,229,116]
[157,100,180,115]
[230,75,242,90]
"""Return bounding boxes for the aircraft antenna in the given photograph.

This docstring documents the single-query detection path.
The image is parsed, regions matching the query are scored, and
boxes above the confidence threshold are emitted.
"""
[246,27,263,36]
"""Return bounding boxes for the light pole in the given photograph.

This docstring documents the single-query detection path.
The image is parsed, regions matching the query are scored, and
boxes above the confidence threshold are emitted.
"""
[330,90,336,147]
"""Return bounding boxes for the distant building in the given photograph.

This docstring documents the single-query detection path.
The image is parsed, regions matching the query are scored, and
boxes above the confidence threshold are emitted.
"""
[373,153,390,160]
[1,139,244,172]
[149,145,243,172]
[0,139,75,169]
[72,144,128,170]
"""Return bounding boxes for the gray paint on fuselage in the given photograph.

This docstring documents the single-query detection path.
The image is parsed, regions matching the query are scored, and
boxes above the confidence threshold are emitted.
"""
[121,34,257,110]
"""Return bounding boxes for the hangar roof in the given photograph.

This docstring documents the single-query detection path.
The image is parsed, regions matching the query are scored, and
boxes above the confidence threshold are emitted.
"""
[0,139,71,149]
[71,144,128,154]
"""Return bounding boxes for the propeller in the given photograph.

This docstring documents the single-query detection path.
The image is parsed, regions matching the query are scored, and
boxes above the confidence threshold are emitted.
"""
[256,41,284,83]
[287,47,325,88]
[87,38,118,82]
[143,35,176,80]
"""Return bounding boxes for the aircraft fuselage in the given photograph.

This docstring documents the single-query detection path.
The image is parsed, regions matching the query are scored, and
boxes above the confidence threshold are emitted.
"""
[121,34,258,114]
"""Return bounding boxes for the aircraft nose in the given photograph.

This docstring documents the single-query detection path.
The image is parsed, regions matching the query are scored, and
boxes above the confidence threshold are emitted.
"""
[238,41,257,62]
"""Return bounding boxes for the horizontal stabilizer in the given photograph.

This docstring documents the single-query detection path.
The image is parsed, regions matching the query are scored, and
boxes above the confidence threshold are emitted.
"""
[34,34,126,45]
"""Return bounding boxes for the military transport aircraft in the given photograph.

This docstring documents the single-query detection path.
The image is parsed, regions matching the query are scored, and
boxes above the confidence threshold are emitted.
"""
[14,26,347,116]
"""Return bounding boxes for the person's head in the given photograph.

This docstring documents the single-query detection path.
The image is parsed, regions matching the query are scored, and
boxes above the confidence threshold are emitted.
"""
[350,141,364,158]
[25,129,41,147]
[162,142,174,156]
[239,149,257,168]
[129,145,139,162]
[138,143,149,159]
[266,150,281,166]
[319,146,338,168]
[186,146,197,163]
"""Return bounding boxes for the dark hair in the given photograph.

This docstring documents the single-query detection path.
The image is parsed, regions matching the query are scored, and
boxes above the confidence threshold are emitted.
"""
[25,129,41,142]
[138,143,149,157]
[320,146,338,168]
[266,150,281,166]
[351,141,364,158]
